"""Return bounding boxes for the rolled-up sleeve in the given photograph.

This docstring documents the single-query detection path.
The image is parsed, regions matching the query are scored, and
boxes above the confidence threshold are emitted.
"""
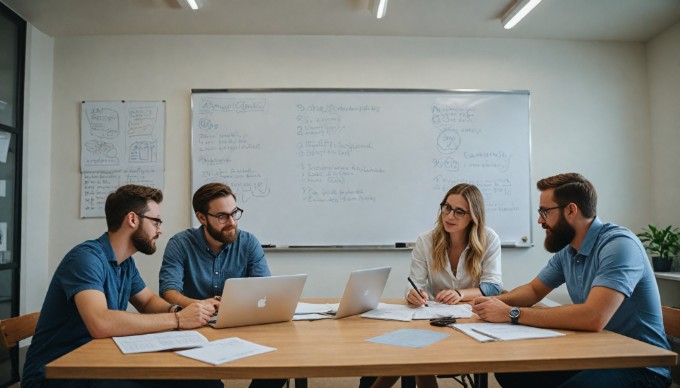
[159,237,186,295]
[479,228,502,291]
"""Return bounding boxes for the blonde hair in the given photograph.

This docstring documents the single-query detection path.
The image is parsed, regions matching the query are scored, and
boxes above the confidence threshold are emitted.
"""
[431,183,487,283]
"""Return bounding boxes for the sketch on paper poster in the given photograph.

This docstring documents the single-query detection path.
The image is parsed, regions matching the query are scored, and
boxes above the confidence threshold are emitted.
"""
[129,139,157,163]
[128,106,158,137]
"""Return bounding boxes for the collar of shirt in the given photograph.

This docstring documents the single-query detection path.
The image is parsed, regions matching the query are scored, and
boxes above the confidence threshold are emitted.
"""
[96,232,124,265]
[576,217,603,257]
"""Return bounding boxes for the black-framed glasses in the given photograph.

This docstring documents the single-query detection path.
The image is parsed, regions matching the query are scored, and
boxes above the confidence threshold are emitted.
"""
[135,213,163,228]
[538,205,566,221]
[440,203,470,219]
[206,207,243,224]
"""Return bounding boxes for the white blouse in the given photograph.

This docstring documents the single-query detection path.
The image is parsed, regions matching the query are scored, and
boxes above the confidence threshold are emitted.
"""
[407,226,502,298]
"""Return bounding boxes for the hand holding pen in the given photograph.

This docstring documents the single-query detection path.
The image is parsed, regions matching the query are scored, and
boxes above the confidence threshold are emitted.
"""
[407,277,429,307]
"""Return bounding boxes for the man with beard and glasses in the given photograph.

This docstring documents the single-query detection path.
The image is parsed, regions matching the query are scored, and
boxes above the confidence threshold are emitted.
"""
[159,182,284,388]
[471,173,671,388]
[22,185,217,388]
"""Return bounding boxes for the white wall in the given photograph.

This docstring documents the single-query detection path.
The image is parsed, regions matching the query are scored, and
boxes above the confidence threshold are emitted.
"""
[648,22,680,304]
[26,36,652,302]
[20,25,53,315]
[22,34,654,307]
[648,22,680,227]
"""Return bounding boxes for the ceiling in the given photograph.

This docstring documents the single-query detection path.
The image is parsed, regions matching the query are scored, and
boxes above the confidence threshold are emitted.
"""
[3,0,680,42]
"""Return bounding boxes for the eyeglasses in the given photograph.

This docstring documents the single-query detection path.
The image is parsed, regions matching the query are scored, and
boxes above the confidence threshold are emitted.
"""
[538,205,566,221]
[440,203,470,219]
[135,213,163,228]
[206,207,244,224]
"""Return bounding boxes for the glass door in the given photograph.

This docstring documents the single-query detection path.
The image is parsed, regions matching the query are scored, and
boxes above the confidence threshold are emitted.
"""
[0,2,25,386]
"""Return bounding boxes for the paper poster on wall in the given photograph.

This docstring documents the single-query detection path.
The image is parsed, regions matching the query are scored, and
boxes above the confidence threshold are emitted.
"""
[80,101,165,218]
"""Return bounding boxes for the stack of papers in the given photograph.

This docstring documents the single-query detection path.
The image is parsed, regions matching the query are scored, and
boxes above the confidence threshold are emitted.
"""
[293,302,337,320]
[112,331,275,365]
[451,322,565,342]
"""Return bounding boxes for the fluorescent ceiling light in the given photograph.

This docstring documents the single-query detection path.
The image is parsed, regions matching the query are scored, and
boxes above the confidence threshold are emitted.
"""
[369,0,388,19]
[501,0,542,29]
[179,0,202,10]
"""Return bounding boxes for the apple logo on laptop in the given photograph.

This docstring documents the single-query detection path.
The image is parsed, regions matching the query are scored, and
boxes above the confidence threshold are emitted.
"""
[257,296,267,308]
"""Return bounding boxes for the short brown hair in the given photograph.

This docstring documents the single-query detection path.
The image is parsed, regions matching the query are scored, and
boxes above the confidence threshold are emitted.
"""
[192,182,236,215]
[537,173,597,218]
[105,185,163,232]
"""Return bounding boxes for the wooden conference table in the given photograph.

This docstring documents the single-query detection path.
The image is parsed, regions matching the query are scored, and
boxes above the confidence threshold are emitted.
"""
[46,300,677,388]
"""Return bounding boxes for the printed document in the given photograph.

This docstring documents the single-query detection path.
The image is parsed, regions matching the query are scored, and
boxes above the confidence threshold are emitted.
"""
[176,337,276,365]
[452,322,565,342]
[113,331,208,354]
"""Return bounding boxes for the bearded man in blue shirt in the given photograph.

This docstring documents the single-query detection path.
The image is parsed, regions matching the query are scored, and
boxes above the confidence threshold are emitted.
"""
[472,173,672,388]
[160,182,284,388]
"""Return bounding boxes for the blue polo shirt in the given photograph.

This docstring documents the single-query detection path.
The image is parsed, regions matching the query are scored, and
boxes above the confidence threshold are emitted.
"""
[159,227,271,300]
[538,218,671,379]
[22,233,146,388]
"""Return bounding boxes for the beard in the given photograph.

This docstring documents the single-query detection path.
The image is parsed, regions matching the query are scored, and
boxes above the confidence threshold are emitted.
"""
[131,224,157,255]
[206,220,238,244]
[543,213,575,253]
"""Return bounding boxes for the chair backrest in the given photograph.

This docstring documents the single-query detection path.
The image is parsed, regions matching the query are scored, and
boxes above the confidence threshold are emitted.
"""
[0,312,40,349]
[662,306,680,339]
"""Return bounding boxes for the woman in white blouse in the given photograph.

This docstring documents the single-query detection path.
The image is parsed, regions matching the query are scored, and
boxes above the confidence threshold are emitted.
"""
[407,183,502,306]
[372,183,502,388]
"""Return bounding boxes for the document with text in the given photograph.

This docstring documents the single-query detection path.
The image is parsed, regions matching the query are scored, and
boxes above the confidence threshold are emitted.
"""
[452,322,565,342]
[176,337,276,365]
[113,331,209,354]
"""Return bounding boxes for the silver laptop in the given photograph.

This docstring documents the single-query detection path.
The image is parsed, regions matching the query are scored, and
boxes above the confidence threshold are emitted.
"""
[333,267,391,319]
[209,274,307,328]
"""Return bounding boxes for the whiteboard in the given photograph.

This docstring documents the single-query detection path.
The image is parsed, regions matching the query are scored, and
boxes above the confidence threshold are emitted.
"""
[191,89,531,247]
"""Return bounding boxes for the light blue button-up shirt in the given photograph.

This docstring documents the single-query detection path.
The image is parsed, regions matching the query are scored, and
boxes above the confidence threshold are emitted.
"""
[538,218,671,379]
[159,226,271,300]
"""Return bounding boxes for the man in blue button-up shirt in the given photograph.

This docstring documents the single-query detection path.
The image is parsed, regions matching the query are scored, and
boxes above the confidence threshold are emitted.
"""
[23,185,216,388]
[472,173,671,388]
[159,182,284,388]
[159,182,272,312]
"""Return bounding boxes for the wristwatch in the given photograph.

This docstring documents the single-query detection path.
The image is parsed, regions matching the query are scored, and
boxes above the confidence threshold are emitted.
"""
[509,306,521,325]
[169,304,183,313]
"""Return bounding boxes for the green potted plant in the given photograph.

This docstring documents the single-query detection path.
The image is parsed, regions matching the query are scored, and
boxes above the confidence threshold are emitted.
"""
[637,225,680,272]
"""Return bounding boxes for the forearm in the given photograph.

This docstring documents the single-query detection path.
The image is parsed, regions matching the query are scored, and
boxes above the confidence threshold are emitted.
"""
[496,284,544,307]
[457,287,482,301]
[86,310,177,338]
[162,290,198,308]
[517,304,607,331]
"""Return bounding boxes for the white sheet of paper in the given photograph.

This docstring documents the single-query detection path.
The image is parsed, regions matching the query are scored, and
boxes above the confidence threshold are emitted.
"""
[411,302,474,319]
[361,309,414,322]
[113,331,209,354]
[452,322,565,342]
[176,337,276,365]
[292,313,334,321]
[295,302,334,314]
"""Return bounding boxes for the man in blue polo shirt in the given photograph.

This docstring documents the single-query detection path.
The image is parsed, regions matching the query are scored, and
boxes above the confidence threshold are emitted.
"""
[22,185,217,388]
[472,173,671,387]
[159,182,283,388]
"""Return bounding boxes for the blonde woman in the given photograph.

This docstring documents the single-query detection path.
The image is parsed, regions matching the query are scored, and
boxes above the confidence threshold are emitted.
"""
[372,183,502,388]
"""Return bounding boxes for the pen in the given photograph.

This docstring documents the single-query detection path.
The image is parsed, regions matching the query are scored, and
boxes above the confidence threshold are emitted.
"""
[407,277,429,307]
[470,328,501,341]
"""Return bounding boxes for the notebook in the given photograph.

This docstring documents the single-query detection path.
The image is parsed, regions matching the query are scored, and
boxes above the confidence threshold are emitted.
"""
[209,274,307,328]
[333,266,391,319]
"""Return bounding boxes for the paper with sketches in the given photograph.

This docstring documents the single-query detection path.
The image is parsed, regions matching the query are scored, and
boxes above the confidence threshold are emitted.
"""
[452,322,565,342]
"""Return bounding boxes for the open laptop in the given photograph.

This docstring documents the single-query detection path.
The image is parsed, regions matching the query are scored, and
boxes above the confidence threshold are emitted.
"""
[333,266,391,319]
[209,274,307,328]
